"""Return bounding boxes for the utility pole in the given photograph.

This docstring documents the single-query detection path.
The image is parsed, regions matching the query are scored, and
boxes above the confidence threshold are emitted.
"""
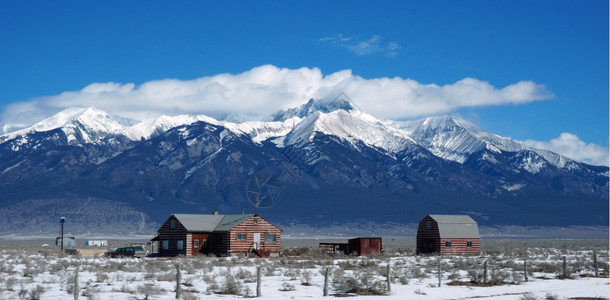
[60,217,66,253]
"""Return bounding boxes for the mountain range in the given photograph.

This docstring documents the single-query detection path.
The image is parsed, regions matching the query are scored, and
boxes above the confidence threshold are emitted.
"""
[0,98,607,236]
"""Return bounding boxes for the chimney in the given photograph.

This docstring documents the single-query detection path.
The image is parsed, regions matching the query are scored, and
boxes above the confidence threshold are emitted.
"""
[213,211,218,215]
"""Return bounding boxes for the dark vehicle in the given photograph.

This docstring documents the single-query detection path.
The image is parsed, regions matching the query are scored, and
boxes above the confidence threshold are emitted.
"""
[106,246,147,258]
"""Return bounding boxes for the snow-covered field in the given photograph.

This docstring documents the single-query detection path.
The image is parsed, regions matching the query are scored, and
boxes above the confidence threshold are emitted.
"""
[0,240,607,300]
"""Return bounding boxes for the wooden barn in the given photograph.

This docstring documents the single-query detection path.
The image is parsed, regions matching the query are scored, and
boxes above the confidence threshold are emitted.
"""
[152,213,281,257]
[416,214,480,255]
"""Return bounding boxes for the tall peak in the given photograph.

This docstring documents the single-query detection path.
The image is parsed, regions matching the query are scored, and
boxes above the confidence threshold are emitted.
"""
[269,95,357,122]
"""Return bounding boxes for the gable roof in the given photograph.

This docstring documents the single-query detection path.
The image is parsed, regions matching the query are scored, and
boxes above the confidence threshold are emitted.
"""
[172,214,255,232]
[428,214,480,238]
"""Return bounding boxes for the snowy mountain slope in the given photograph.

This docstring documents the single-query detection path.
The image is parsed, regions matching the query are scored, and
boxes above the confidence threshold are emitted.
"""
[0,100,607,234]
[389,115,588,173]
[122,114,220,140]
[0,102,599,174]
[278,109,415,154]
[0,107,138,145]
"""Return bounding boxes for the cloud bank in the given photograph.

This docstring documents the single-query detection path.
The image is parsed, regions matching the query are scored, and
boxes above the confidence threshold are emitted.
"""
[522,133,609,167]
[6,64,602,166]
[0,64,553,134]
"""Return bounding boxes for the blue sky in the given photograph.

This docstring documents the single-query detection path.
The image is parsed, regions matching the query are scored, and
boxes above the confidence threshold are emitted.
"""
[0,1,608,165]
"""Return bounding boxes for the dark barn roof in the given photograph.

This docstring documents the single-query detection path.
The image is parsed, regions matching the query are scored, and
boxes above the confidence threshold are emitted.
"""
[427,214,480,238]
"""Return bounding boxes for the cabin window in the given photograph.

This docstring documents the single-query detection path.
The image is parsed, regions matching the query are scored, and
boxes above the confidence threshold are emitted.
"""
[467,241,473,248]
[426,221,431,229]
[254,217,258,224]
[193,240,199,248]
[236,233,247,240]
[445,241,451,247]
[177,240,184,250]
[264,233,276,242]
[162,240,169,250]
[170,219,176,229]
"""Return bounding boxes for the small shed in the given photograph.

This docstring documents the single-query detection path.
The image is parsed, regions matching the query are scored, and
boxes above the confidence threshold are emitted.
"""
[319,237,383,256]
[152,213,282,257]
[348,237,383,256]
[416,214,480,255]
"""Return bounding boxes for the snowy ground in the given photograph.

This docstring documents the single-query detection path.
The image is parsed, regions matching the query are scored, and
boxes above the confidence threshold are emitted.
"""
[0,240,607,299]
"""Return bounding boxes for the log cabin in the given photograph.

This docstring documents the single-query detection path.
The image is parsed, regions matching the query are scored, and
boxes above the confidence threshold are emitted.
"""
[152,212,281,257]
[416,214,480,255]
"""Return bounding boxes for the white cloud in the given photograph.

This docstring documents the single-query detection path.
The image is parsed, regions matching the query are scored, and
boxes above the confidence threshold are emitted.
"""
[320,34,401,57]
[0,64,553,134]
[522,133,609,166]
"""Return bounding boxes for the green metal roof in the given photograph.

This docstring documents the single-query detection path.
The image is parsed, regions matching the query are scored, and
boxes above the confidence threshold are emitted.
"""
[172,213,255,232]
[428,214,480,238]
[215,214,254,231]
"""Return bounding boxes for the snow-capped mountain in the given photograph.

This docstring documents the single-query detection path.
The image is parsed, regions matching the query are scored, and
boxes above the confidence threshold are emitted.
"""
[0,101,589,172]
[0,107,138,145]
[0,100,607,235]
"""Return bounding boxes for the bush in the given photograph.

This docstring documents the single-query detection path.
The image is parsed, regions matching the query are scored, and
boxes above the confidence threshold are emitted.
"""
[301,271,312,286]
[137,283,164,300]
[29,285,45,300]
[209,272,244,295]
[333,270,388,295]
[279,282,296,291]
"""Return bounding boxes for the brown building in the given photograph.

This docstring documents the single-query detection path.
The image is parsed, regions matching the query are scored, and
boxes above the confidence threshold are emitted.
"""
[416,214,480,255]
[319,237,383,256]
[152,213,281,257]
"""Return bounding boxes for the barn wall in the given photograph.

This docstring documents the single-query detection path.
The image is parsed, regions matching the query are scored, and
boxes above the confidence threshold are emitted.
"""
[439,238,480,255]
[416,216,441,254]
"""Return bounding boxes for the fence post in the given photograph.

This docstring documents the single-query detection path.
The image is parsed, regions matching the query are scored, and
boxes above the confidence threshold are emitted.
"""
[523,259,527,282]
[256,266,262,297]
[437,258,441,287]
[386,264,391,293]
[74,268,79,300]
[175,264,181,299]
[483,261,488,284]
[323,267,329,296]
[593,252,599,277]
[562,256,567,279]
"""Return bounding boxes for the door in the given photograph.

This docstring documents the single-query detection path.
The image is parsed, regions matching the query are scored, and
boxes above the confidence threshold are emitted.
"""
[253,233,260,250]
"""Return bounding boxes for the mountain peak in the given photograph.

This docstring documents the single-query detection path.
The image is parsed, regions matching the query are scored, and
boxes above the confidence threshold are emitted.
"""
[269,96,356,122]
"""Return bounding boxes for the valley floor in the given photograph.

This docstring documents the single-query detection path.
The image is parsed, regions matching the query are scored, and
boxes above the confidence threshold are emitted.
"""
[0,239,607,300]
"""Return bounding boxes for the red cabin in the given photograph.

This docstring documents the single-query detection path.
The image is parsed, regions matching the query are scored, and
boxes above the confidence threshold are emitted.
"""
[152,213,281,257]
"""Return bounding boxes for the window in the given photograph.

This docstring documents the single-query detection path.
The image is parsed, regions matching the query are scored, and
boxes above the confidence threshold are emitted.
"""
[170,219,176,229]
[426,221,431,229]
[254,217,258,224]
[264,233,276,242]
[193,240,199,248]
[236,233,247,241]
[162,240,169,250]
[445,241,451,247]
[467,241,473,248]
[177,240,183,250]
